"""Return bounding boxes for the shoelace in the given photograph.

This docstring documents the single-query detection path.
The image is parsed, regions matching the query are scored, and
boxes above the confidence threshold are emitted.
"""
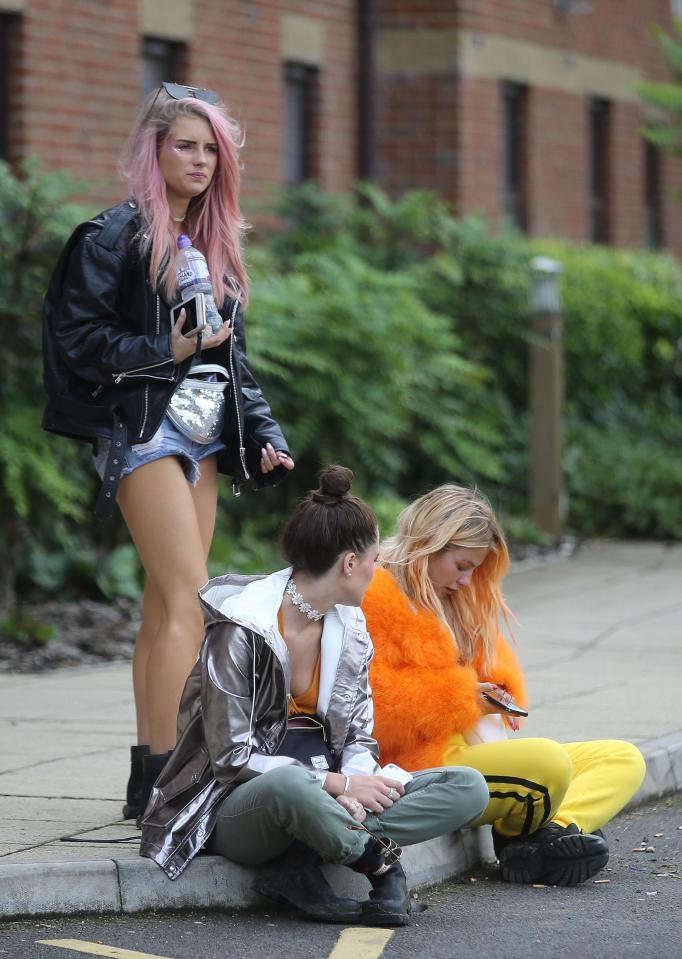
[347,822,403,871]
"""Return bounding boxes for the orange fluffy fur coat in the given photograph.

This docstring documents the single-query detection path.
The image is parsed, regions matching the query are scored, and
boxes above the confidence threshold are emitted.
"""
[362,568,527,772]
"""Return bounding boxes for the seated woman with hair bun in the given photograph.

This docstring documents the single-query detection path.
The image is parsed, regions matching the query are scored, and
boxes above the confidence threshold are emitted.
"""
[139,466,489,927]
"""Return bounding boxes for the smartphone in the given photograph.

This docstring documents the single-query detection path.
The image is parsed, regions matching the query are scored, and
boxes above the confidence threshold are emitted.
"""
[170,292,207,338]
[482,691,529,717]
[381,763,413,786]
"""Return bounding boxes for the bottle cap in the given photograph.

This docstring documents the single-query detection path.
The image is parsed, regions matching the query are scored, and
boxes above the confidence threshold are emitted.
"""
[177,234,192,250]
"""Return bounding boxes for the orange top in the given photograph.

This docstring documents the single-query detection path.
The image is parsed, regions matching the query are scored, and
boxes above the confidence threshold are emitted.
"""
[278,608,321,717]
[361,567,527,772]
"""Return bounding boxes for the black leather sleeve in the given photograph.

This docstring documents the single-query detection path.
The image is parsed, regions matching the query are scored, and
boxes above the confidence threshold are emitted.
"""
[232,303,291,485]
[54,233,175,386]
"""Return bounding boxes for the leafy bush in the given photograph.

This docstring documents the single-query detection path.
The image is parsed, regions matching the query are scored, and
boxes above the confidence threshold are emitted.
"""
[246,243,501,497]
[259,184,682,540]
[0,160,96,610]
[2,171,681,615]
[534,240,682,421]
[0,611,55,646]
[638,18,682,156]
[566,409,682,539]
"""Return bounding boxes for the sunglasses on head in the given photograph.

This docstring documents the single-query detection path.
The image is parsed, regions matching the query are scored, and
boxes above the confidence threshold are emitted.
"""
[146,82,220,118]
[160,81,220,104]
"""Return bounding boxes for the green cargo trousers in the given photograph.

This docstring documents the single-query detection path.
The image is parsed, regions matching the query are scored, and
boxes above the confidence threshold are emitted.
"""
[209,764,488,866]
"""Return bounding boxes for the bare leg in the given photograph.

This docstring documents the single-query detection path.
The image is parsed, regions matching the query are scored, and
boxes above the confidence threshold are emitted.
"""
[131,457,220,744]
[189,453,220,557]
[131,581,163,745]
[118,456,215,753]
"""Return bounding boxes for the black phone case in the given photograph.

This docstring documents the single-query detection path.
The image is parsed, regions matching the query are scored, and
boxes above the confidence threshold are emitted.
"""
[482,691,528,717]
[171,294,203,336]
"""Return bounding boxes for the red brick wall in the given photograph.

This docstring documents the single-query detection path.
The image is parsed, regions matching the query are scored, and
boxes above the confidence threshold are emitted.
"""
[455,75,500,222]
[609,100,646,248]
[376,0,682,256]
[9,1,358,209]
[13,0,139,196]
[455,0,670,68]
[525,88,588,242]
[375,73,458,202]
[7,0,682,256]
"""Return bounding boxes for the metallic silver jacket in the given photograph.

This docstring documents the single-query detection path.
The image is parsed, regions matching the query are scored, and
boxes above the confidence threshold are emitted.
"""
[139,568,382,880]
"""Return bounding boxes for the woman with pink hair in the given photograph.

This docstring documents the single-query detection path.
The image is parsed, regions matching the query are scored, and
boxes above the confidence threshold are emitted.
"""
[42,83,294,819]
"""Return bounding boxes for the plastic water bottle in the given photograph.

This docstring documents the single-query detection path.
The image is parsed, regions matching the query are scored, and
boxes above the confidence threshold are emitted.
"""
[174,234,223,332]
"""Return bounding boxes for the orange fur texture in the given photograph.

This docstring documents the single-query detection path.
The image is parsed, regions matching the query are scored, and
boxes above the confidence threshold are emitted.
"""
[363,568,527,771]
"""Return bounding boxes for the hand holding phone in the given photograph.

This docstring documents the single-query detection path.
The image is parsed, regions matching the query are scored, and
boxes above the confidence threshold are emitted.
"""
[481,688,528,717]
[171,292,207,338]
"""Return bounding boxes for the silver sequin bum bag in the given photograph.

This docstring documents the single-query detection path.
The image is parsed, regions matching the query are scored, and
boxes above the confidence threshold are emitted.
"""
[167,363,230,444]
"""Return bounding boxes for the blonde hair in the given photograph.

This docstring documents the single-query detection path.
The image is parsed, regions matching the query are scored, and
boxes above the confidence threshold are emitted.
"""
[380,485,514,670]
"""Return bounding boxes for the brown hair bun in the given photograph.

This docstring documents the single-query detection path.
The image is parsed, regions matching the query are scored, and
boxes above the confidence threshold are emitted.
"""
[281,465,377,575]
[312,465,354,504]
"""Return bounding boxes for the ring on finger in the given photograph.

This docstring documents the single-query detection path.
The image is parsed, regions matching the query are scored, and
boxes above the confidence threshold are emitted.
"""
[388,788,398,800]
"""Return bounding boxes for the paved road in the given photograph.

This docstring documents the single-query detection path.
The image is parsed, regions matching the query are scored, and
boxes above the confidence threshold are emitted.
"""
[2,793,679,959]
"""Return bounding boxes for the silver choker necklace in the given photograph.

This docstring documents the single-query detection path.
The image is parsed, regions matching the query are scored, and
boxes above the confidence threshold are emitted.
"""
[172,215,186,223]
[285,579,324,621]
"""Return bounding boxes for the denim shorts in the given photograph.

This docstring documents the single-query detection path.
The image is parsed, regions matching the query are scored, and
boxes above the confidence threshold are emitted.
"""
[94,415,226,486]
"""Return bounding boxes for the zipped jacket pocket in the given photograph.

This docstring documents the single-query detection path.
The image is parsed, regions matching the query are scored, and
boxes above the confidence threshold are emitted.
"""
[112,356,175,384]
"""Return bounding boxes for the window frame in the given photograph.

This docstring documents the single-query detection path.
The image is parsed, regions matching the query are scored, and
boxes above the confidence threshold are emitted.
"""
[141,36,185,100]
[643,140,664,249]
[501,80,529,231]
[282,61,319,186]
[0,14,15,161]
[588,96,611,243]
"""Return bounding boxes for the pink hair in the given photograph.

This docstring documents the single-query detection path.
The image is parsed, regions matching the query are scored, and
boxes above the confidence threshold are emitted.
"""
[119,91,249,305]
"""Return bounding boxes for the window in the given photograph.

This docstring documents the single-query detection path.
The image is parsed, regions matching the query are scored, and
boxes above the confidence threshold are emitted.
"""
[644,141,663,248]
[0,15,18,161]
[141,38,183,99]
[588,97,610,243]
[282,62,318,185]
[502,82,528,230]
[672,1,682,19]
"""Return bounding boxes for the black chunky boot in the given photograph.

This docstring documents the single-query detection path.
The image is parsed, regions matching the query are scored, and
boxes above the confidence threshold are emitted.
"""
[122,745,150,820]
[135,750,172,828]
[251,841,361,924]
[350,834,410,927]
[494,822,609,886]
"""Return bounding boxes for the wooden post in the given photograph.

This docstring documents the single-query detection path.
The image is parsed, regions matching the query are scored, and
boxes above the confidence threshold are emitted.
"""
[529,256,565,539]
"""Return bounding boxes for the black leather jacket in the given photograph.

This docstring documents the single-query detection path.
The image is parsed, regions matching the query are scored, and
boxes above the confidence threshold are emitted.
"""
[42,201,290,515]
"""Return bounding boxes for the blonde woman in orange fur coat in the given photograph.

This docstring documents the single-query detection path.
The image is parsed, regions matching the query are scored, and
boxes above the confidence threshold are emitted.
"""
[362,485,645,887]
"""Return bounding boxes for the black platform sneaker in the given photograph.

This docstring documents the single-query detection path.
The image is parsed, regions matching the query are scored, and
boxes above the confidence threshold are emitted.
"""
[495,822,609,886]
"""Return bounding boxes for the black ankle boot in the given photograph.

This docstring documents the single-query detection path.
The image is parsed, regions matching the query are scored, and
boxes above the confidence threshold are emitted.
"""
[494,822,609,886]
[135,750,172,828]
[350,835,410,927]
[251,841,361,924]
[122,745,150,820]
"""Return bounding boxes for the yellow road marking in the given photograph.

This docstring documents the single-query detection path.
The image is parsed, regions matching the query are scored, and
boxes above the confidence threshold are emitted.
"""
[37,941,175,959]
[327,927,395,959]
[39,926,395,959]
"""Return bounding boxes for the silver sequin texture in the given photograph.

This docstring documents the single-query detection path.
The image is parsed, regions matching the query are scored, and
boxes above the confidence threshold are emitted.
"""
[167,377,227,444]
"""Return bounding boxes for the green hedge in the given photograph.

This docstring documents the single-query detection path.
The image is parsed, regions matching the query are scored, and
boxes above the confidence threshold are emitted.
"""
[2,169,681,608]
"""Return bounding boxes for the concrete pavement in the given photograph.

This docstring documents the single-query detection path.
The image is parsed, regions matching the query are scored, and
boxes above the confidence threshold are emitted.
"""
[1,541,680,918]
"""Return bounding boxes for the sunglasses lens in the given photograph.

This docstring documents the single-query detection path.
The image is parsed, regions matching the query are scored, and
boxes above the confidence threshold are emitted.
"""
[194,88,220,104]
[162,81,190,100]
[161,81,219,104]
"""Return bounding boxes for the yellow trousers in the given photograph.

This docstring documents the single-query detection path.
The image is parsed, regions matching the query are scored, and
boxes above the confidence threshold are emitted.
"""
[443,736,646,837]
